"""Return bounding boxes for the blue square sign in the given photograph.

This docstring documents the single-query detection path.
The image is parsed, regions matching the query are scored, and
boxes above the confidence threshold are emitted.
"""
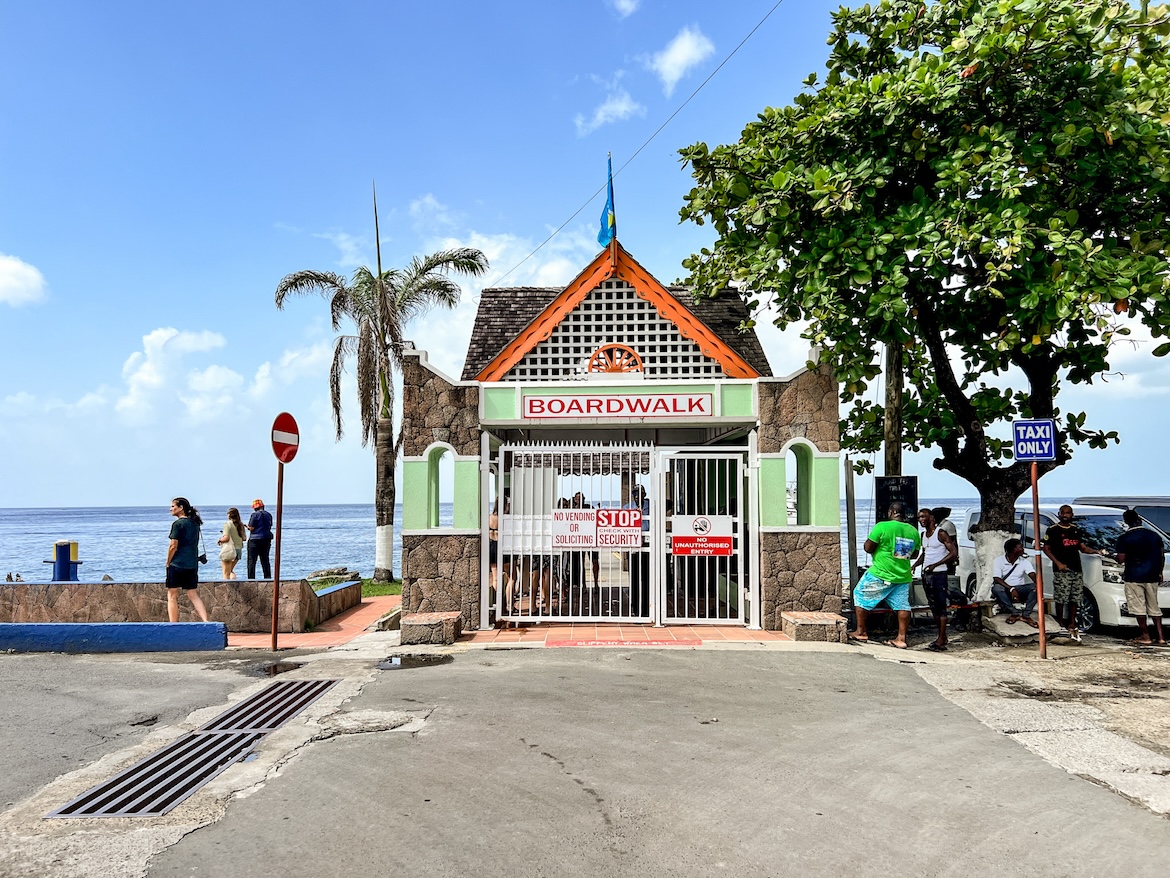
[1012,419,1057,461]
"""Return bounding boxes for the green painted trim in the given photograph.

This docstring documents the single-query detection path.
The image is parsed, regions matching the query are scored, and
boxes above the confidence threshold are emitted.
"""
[810,455,841,527]
[482,386,516,420]
[453,459,481,529]
[720,383,754,418]
[401,461,429,530]
[758,458,788,527]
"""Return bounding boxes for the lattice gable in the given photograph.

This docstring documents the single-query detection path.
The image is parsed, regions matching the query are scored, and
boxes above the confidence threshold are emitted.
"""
[474,242,759,381]
[504,280,724,381]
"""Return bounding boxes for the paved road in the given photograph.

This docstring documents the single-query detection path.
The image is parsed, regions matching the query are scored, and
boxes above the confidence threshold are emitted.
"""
[4,644,1170,877]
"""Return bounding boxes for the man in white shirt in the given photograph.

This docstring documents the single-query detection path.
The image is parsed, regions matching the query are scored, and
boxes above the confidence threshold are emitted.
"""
[992,538,1039,627]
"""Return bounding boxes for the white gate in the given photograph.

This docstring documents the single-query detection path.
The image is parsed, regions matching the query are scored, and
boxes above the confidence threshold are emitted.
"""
[489,443,749,626]
[660,452,747,625]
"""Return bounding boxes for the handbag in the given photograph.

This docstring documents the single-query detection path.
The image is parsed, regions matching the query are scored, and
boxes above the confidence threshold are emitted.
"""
[198,529,208,565]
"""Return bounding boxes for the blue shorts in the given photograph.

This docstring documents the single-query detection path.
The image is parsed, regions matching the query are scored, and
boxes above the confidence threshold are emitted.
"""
[853,569,911,611]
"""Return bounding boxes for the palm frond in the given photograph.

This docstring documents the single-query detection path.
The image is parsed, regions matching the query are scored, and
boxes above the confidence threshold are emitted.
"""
[329,335,359,441]
[356,321,380,446]
[275,270,350,310]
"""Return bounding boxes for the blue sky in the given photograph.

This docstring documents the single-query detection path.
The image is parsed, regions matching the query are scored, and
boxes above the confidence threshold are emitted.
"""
[2,0,1166,509]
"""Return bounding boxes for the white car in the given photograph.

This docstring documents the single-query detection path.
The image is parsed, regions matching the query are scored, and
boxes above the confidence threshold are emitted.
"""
[954,503,1170,631]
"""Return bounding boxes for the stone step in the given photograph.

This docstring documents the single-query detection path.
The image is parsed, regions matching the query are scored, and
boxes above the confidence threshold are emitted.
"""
[780,611,848,643]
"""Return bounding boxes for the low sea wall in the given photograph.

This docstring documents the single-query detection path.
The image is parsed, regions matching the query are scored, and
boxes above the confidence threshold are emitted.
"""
[0,579,362,633]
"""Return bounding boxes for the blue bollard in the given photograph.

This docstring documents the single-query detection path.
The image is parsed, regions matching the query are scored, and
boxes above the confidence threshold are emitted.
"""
[44,540,82,581]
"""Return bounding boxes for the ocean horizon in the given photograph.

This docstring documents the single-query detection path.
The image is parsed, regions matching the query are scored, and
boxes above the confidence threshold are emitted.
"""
[0,498,997,585]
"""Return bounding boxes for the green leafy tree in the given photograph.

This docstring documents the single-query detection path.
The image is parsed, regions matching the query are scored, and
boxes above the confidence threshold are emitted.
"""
[680,0,1170,532]
[276,216,488,580]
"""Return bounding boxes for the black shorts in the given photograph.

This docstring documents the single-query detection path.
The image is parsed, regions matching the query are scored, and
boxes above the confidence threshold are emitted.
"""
[166,566,198,590]
[923,572,949,616]
[489,540,498,564]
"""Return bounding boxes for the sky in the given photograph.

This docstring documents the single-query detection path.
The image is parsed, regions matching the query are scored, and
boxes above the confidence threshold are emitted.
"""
[2,0,1167,510]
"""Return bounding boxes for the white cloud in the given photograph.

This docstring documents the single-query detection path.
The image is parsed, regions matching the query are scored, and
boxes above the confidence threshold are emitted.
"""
[574,87,646,136]
[312,230,369,268]
[410,194,460,231]
[115,328,226,424]
[646,25,715,97]
[610,0,640,17]
[0,253,48,306]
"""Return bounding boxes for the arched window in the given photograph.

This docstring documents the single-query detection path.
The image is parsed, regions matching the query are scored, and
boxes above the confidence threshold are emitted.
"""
[784,441,815,526]
[425,443,456,528]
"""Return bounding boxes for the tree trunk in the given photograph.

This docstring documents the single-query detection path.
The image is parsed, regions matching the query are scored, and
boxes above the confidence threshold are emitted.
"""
[373,417,396,581]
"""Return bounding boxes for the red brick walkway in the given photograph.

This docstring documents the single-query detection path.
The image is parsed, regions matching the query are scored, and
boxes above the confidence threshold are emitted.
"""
[228,594,400,649]
[227,595,792,650]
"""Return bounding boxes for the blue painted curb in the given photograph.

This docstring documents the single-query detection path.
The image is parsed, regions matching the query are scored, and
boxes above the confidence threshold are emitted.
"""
[0,622,228,653]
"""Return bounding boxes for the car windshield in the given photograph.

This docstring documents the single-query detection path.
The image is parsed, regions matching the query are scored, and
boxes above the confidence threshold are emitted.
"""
[1074,515,1170,553]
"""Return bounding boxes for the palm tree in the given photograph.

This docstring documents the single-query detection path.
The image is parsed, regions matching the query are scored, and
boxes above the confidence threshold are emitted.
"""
[275,200,488,580]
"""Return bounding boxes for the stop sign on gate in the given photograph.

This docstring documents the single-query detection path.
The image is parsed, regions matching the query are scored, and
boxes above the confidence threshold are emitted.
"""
[271,412,299,463]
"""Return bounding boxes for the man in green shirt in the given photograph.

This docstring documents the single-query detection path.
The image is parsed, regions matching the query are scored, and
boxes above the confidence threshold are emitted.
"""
[852,501,922,649]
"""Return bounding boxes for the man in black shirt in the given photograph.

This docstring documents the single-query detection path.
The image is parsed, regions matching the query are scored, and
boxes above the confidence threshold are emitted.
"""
[1116,509,1166,646]
[1043,505,1103,642]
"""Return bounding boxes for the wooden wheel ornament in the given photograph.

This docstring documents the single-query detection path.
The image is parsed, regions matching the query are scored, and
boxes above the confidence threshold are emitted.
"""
[587,343,644,374]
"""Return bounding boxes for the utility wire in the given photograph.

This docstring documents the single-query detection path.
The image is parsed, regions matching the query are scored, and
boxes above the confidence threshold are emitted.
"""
[485,0,791,290]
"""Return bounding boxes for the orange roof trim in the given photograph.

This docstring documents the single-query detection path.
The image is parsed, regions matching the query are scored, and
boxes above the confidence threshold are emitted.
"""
[475,241,759,382]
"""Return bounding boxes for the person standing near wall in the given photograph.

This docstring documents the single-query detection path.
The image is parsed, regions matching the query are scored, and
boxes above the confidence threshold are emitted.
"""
[1115,508,1166,646]
[852,501,921,649]
[246,499,274,580]
[166,497,210,623]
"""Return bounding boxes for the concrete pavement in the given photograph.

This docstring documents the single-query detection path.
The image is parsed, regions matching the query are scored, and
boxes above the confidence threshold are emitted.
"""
[3,637,1170,878]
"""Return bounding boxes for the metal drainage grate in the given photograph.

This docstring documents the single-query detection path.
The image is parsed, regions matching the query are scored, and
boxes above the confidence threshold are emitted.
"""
[199,679,338,733]
[48,679,338,818]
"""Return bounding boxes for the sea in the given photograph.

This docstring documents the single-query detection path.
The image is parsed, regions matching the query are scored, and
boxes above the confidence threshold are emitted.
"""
[0,498,984,584]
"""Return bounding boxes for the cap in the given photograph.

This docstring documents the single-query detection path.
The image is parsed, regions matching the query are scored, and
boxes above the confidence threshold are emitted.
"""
[252,499,264,509]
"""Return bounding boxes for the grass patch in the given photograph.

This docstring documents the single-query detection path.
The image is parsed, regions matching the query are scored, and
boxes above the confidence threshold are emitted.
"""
[309,576,401,597]
[361,579,401,598]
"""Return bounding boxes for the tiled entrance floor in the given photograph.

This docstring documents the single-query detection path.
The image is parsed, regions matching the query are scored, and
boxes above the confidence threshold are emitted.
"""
[228,594,792,650]
[463,623,792,647]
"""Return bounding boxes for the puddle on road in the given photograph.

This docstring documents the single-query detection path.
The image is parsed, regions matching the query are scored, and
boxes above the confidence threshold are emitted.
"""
[377,654,454,670]
[251,661,303,677]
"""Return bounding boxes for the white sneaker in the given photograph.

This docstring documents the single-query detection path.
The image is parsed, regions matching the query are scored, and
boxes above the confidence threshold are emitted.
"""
[1070,629,1082,643]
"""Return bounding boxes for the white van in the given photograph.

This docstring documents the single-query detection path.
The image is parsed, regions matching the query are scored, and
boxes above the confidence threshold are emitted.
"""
[954,503,1170,631]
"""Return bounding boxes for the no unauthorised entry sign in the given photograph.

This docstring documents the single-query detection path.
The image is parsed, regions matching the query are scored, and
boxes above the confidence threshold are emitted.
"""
[1012,418,1056,461]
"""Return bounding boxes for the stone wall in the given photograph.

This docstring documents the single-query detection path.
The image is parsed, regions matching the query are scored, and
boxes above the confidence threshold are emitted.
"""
[0,579,361,633]
[401,534,481,630]
[401,352,481,457]
[757,365,840,454]
[758,531,843,630]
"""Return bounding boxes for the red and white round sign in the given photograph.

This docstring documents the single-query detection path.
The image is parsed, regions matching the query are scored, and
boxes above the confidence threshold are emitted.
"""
[271,412,300,463]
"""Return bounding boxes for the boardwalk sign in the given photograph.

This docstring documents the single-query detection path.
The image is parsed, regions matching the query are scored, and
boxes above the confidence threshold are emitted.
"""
[1012,419,1057,461]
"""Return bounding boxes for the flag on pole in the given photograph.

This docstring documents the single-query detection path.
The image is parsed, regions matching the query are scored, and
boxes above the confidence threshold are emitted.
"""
[597,154,616,247]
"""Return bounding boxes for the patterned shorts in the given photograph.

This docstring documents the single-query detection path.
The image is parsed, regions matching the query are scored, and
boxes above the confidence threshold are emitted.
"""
[853,569,911,612]
[1052,569,1083,604]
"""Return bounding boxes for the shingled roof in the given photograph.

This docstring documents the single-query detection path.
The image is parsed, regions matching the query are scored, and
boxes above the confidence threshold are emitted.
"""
[461,283,773,380]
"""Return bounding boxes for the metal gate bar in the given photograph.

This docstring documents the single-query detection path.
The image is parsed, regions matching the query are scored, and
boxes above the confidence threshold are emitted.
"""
[663,452,746,625]
[496,443,653,623]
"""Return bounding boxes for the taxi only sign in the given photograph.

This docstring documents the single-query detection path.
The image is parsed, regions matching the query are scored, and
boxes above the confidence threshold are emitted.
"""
[1012,419,1056,461]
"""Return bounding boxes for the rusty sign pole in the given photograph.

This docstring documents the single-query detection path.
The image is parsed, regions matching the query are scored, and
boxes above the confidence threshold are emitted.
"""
[271,460,284,651]
[1031,461,1048,659]
[269,412,300,652]
[1013,419,1056,660]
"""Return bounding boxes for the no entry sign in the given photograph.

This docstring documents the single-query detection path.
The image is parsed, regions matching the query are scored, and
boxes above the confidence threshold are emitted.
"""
[271,412,300,463]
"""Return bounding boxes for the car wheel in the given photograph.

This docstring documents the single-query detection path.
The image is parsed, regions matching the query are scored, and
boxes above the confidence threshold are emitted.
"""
[1077,592,1099,633]
[965,574,978,601]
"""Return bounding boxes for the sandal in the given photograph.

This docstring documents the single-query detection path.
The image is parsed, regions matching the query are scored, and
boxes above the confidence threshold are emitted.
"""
[1006,615,1021,625]
[1021,616,1038,628]
[926,642,948,652]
